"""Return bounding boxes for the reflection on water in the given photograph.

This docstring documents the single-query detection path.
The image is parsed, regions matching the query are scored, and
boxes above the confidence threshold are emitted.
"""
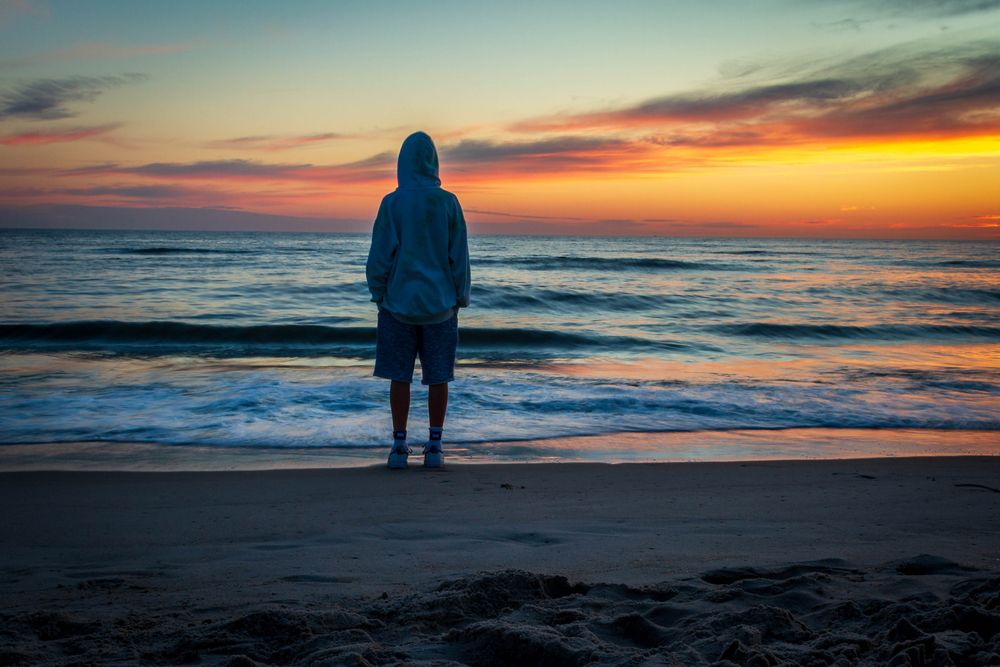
[0,229,998,461]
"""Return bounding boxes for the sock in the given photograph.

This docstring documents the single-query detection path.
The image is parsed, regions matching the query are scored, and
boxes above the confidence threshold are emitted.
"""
[392,429,407,449]
[429,426,443,445]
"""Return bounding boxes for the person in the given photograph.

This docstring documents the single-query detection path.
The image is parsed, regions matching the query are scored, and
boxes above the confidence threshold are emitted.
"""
[366,131,471,469]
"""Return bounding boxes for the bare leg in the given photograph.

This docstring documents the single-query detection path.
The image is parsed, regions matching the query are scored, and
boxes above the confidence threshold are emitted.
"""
[428,382,448,428]
[390,381,410,432]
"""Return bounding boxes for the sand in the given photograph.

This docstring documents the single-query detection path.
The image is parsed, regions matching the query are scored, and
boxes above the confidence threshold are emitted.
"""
[2,456,999,665]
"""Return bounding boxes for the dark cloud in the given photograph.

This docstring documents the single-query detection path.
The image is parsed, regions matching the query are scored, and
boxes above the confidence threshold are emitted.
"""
[0,73,147,120]
[342,151,395,169]
[792,45,1000,137]
[0,204,369,233]
[440,136,647,175]
[625,79,862,123]
[65,141,635,186]
[64,185,195,199]
[124,159,311,177]
[513,38,1000,144]
[128,153,395,179]
[442,136,628,162]
[0,184,209,200]
[59,153,397,184]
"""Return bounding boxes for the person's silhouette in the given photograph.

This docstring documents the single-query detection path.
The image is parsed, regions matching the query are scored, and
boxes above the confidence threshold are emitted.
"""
[366,131,471,469]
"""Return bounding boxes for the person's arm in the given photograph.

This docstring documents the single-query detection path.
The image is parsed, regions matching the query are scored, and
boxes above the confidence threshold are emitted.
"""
[365,197,397,307]
[449,195,471,309]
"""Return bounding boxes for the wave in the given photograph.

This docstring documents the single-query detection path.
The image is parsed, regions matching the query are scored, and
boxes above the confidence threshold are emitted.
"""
[713,250,769,255]
[110,246,264,255]
[2,368,996,449]
[473,285,676,311]
[475,256,732,271]
[802,284,1000,307]
[898,259,1000,269]
[715,322,1000,341]
[932,259,1000,268]
[0,320,699,356]
[0,321,372,345]
[893,287,1000,306]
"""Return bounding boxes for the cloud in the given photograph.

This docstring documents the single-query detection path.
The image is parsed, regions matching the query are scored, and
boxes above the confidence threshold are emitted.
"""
[647,129,769,148]
[123,159,312,178]
[344,151,395,169]
[443,136,629,162]
[511,38,1000,146]
[0,123,120,145]
[613,79,862,124]
[830,0,1000,17]
[462,211,758,235]
[52,136,683,196]
[122,154,396,181]
[206,132,347,151]
[0,183,216,201]
[0,73,147,119]
[63,185,197,199]
[440,136,665,176]
[0,204,370,233]
[64,153,398,185]
[808,0,1000,28]
[811,18,867,32]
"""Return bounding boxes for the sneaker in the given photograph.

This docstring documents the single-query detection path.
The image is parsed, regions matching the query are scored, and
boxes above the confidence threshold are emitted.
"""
[423,441,443,468]
[387,441,411,469]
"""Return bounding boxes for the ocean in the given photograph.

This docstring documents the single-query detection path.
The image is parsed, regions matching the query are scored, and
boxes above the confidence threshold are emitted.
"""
[1,228,998,466]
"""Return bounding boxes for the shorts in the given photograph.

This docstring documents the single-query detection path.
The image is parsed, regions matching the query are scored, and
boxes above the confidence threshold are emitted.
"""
[373,309,458,385]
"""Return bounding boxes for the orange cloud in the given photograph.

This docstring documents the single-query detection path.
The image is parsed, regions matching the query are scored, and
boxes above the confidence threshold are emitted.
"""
[0,124,120,146]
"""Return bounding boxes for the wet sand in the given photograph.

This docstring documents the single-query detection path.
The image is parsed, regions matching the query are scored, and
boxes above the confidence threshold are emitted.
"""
[2,457,999,665]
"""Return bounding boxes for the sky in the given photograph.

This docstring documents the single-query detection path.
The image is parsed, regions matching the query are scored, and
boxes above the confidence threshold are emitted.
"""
[0,0,998,238]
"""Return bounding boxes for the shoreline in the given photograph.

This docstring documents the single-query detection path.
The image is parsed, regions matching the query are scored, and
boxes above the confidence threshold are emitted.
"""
[1,426,997,471]
[4,457,999,664]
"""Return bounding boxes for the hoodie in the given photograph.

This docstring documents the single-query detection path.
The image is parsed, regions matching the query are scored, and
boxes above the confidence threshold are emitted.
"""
[365,131,471,324]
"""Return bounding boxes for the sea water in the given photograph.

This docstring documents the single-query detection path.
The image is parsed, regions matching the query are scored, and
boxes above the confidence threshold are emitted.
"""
[1,228,998,465]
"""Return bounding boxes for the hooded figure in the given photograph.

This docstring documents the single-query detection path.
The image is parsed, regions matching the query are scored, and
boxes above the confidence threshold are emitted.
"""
[366,132,471,324]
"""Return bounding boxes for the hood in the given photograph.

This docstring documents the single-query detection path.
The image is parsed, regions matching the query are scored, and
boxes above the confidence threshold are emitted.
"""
[397,131,441,189]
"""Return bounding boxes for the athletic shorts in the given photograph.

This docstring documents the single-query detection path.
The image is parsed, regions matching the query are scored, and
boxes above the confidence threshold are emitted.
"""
[373,309,458,385]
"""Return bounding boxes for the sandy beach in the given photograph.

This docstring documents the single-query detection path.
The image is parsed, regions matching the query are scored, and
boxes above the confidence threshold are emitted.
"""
[2,456,999,665]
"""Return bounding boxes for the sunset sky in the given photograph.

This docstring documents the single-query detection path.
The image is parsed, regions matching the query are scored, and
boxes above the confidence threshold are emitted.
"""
[1,0,998,237]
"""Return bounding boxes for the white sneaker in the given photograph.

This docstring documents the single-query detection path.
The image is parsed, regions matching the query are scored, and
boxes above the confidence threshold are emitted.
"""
[387,438,410,469]
[423,441,443,468]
